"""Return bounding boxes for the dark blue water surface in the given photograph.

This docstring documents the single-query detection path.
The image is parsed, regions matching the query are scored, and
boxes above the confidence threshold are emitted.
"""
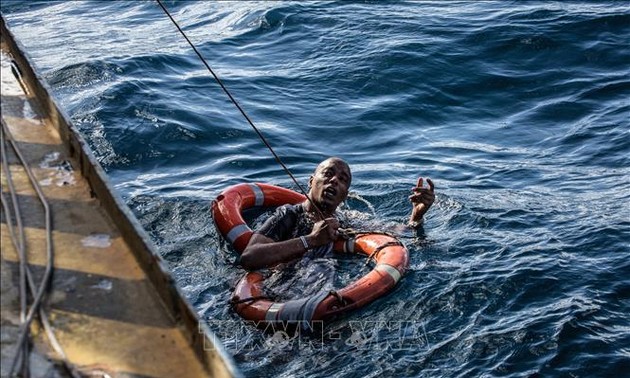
[3,1,629,376]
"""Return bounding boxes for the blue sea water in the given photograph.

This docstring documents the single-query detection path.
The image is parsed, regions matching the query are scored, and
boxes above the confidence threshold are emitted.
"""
[2,1,629,376]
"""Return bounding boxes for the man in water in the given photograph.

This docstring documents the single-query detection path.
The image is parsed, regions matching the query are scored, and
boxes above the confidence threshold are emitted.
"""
[239,157,435,271]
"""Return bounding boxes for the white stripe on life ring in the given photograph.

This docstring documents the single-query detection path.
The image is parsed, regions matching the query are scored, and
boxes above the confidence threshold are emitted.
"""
[265,303,283,321]
[376,263,401,284]
[248,183,265,207]
[344,238,355,253]
[226,224,251,244]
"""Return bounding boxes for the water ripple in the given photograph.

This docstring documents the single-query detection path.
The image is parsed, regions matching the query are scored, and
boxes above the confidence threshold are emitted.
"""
[3,1,629,376]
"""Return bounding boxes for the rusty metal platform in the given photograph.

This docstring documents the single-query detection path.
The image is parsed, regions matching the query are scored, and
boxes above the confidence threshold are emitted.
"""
[1,15,237,378]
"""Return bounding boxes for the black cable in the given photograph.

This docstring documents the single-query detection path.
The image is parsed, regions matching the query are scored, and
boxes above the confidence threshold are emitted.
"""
[156,0,326,219]
[3,119,55,377]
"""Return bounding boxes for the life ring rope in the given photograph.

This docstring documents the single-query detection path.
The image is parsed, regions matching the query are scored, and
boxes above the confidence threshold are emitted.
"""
[364,241,404,266]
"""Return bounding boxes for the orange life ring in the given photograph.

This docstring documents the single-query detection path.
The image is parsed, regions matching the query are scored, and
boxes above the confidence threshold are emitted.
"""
[212,183,306,253]
[212,183,409,323]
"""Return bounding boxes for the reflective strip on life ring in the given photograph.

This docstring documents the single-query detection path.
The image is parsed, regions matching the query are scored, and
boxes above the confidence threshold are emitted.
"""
[376,263,402,284]
[265,303,283,321]
[225,224,250,245]
[248,183,265,207]
[340,238,355,254]
[213,183,409,323]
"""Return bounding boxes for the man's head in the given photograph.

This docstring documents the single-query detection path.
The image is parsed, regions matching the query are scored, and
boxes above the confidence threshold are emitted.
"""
[308,157,352,214]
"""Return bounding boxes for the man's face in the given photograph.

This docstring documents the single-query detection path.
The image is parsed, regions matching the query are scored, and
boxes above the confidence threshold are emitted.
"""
[309,158,351,213]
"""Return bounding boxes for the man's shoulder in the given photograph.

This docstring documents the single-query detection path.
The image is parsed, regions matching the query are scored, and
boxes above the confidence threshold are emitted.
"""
[256,202,303,240]
[275,203,304,217]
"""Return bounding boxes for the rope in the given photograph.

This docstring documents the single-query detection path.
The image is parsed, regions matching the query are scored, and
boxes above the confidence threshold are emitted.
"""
[2,118,66,377]
[0,119,29,377]
[364,241,403,267]
[340,228,416,240]
[156,0,327,220]
[328,290,346,306]
[0,192,80,378]
[230,295,274,305]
